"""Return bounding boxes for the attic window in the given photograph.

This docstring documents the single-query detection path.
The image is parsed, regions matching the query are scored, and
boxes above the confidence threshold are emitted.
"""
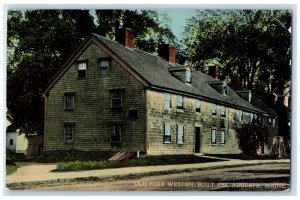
[77,61,87,78]
[186,70,191,83]
[223,86,228,96]
[99,58,110,75]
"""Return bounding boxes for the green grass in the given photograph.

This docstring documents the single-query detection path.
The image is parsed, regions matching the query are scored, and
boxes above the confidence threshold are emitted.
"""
[6,165,18,175]
[54,155,223,172]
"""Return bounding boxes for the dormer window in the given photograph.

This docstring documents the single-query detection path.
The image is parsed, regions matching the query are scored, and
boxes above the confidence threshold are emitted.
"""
[186,70,191,83]
[223,86,228,96]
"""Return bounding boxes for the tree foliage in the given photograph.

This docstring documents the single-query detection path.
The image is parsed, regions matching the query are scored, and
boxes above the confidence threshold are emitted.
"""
[236,121,270,156]
[7,9,175,136]
[7,10,96,135]
[95,10,176,53]
[183,10,291,95]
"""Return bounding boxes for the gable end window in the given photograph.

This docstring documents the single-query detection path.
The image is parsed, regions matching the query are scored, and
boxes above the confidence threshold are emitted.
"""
[99,59,110,75]
[176,95,183,109]
[211,129,216,144]
[77,61,87,78]
[176,125,184,144]
[111,90,123,108]
[164,93,171,109]
[110,124,122,142]
[64,93,75,110]
[211,104,217,116]
[64,123,74,143]
[164,124,171,143]
[195,99,201,113]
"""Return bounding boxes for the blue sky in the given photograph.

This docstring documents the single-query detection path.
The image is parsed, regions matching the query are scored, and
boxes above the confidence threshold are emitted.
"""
[160,9,197,40]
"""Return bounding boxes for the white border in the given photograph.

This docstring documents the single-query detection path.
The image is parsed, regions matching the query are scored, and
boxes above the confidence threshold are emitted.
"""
[1,0,299,199]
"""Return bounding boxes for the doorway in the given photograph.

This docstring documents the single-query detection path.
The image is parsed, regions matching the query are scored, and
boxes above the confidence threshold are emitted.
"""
[195,126,201,153]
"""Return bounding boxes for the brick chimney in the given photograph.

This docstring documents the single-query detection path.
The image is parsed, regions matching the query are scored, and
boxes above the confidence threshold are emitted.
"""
[116,28,135,48]
[158,44,176,64]
[125,28,135,48]
[208,64,220,80]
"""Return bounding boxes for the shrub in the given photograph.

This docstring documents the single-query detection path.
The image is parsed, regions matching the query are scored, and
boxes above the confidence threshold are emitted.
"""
[236,121,270,156]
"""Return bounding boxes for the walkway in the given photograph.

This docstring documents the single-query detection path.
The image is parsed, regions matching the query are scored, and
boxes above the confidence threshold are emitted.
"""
[6,157,290,186]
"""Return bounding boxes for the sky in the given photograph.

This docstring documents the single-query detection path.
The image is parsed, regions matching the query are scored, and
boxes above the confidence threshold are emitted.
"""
[159,9,197,40]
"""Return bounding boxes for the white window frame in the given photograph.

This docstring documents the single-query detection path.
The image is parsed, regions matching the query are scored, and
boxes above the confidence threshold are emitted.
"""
[176,95,183,109]
[223,86,228,96]
[221,130,225,144]
[99,60,110,75]
[64,124,74,143]
[77,62,87,78]
[164,93,171,109]
[195,99,201,113]
[272,118,276,127]
[211,129,216,144]
[239,110,243,121]
[176,125,184,144]
[164,124,171,143]
[111,91,123,108]
[211,104,217,116]
[221,106,226,117]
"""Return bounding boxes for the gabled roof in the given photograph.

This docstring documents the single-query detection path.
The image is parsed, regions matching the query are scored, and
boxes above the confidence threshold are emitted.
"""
[44,33,275,116]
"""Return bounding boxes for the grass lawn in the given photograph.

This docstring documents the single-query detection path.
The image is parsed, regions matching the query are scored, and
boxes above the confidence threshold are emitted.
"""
[55,155,223,172]
[6,164,18,175]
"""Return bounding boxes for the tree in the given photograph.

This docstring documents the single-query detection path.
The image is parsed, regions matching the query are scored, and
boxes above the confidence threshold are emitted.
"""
[95,10,176,53]
[7,10,96,136]
[183,10,291,95]
[236,120,270,156]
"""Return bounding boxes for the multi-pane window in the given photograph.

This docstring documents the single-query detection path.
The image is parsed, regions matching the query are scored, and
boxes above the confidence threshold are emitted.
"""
[64,93,74,110]
[110,124,122,142]
[164,124,171,143]
[211,129,216,144]
[164,93,171,109]
[176,125,184,144]
[221,106,226,117]
[211,104,217,116]
[239,110,243,121]
[64,123,74,143]
[77,62,87,78]
[195,99,201,113]
[111,91,122,108]
[186,70,191,83]
[99,60,110,75]
[221,130,225,144]
[272,118,276,127]
[177,95,183,109]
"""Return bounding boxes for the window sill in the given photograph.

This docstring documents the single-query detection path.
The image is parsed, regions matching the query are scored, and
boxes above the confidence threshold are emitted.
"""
[163,142,171,144]
[211,143,225,146]
[176,109,184,113]
[64,141,74,144]
[212,115,217,118]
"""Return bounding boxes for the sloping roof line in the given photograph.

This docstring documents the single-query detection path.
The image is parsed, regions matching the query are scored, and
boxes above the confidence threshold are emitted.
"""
[43,33,274,116]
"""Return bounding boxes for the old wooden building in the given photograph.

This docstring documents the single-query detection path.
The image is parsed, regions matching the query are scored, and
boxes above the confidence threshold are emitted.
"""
[43,29,278,155]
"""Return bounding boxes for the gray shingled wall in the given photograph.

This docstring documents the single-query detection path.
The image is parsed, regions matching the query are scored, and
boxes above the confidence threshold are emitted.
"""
[44,42,146,152]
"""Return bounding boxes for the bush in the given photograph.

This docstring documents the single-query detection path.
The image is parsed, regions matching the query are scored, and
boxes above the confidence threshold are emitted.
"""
[36,150,114,163]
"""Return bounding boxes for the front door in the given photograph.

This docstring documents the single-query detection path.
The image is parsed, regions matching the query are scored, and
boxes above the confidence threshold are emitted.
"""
[195,127,201,153]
